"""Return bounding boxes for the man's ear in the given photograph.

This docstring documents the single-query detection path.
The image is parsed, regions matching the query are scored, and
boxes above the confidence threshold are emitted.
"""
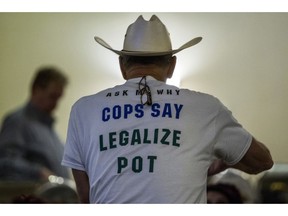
[167,56,177,78]
[119,56,127,80]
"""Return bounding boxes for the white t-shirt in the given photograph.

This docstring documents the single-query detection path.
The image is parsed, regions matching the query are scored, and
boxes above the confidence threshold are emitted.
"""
[62,76,252,203]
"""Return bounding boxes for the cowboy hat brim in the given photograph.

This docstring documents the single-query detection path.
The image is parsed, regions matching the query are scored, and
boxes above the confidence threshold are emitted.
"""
[94,36,202,56]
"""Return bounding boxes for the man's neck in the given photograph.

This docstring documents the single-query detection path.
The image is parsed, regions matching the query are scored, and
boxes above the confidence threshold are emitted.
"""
[125,66,166,82]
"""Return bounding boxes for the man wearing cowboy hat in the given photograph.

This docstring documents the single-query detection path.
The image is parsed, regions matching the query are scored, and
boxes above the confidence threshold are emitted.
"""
[62,15,273,203]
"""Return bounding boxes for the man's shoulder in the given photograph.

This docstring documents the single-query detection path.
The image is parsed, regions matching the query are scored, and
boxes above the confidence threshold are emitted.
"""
[180,88,220,102]
[2,106,25,123]
[74,85,126,104]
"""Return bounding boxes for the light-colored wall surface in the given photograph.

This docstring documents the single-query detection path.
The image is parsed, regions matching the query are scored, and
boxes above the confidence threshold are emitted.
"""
[0,12,287,163]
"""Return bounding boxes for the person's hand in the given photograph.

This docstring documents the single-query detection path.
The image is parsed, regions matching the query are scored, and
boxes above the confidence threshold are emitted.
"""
[208,159,228,176]
[39,167,54,181]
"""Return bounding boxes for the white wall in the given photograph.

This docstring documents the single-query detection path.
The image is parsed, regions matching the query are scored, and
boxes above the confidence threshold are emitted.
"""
[0,13,287,163]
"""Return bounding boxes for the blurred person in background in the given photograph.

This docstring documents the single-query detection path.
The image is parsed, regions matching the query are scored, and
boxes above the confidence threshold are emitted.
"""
[207,183,243,204]
[0,66,70,182]
[208,169,256,203]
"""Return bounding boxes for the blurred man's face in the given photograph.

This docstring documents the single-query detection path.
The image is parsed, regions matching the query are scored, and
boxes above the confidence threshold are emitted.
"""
[33,81,65,114]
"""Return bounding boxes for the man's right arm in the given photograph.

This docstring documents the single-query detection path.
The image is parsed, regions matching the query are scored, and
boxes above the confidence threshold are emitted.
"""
[208,137,274,176]
[232,137,274,174]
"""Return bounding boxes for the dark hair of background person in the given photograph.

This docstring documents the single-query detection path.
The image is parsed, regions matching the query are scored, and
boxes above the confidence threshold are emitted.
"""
[207,183,243,204]
[31,66,68,92]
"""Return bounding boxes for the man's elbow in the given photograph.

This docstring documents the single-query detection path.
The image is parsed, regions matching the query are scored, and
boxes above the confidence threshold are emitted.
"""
[235,154,274,175]
[244,137,274,174]
[263,158,274,171]
[260,151,274,172]
[249,159,274,175]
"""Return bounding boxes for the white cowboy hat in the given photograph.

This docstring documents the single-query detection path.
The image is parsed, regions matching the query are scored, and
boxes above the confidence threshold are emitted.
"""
[94,15,202,56]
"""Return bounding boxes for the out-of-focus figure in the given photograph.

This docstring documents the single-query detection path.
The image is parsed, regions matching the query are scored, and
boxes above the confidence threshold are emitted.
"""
[207,182,243,203]
[208,169,256,203]
[0,66,70,202]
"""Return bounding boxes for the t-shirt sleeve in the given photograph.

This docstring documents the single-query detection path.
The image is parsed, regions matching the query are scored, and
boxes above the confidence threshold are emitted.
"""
[62,104,86,171]
[213,102,252,165]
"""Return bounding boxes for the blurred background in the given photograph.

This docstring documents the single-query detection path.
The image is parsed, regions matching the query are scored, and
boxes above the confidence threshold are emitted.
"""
[0,12,288,203]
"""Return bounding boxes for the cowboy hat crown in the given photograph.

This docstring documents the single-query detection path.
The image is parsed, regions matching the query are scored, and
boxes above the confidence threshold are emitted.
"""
[94,15,202,56]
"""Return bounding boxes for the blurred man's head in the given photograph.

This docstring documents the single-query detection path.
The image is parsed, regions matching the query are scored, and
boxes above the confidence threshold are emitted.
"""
[207,183,243,204]
[30,67,68,114]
